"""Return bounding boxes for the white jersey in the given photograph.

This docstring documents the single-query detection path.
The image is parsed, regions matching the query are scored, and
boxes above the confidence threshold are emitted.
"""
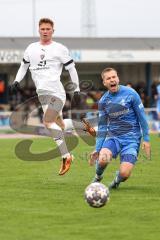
[20,41,76,100]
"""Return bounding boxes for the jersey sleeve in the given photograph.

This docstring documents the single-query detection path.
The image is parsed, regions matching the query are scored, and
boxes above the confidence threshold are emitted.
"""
[14,47,30,83]
[132,91,150,142]
[68,67,80,91]
[59,45,75,70]
[59,44,80,91]
[96,100,108,152]
[14,61,29,83]
[23,46,30,64]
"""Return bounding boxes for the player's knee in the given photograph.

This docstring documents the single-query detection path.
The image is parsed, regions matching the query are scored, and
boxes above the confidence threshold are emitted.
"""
[99,150,111,166]
[98,158,107,167]
[119,170,131,180]
[43,120,55,129]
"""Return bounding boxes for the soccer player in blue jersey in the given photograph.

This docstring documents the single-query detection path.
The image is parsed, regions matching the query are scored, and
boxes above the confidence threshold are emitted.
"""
[89,67,151,189]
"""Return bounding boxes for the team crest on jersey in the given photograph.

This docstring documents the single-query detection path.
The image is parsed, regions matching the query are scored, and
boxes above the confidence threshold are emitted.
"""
[40,54,45,60]
[119,99,126,106]
[105,99,111,105]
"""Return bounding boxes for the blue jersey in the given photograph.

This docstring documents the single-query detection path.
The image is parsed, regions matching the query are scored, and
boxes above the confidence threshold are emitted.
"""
[96,85,149,152]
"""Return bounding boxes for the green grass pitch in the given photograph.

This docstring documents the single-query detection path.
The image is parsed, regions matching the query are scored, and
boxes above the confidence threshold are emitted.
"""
[0,134,160,240]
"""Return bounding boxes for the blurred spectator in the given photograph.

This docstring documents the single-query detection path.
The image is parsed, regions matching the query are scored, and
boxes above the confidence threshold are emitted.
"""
[88,91,103,110]
[126,82,133,88]
[156,81,160,117]
[0,105,10,126]
[151,81,158,107]
[156,81,160,136]
[135,82,149,107]
[63,93,71,119]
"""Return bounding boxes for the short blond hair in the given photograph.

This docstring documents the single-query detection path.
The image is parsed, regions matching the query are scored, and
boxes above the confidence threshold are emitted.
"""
[39,18,54,28]
[101,67,118,79]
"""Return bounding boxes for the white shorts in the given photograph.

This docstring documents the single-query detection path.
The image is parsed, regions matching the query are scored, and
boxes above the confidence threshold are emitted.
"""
[38,90,66,115]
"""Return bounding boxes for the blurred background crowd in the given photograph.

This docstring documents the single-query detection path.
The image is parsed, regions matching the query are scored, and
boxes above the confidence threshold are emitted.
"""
[0,79,159,126]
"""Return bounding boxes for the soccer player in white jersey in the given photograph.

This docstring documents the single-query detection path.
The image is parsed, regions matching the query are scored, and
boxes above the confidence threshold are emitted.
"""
[10,18,95,176]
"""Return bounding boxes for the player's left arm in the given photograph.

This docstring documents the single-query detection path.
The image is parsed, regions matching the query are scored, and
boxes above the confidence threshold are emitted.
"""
[89,104,107,166]
[95,101,108,153]
[67,66,81,106]
[60,45,80,105]
[67,65,80,92]
[60,45,80,92]
[132,91,151,159]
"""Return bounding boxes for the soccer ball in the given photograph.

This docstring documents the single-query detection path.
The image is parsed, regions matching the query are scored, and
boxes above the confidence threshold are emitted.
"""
[84,182,110,208]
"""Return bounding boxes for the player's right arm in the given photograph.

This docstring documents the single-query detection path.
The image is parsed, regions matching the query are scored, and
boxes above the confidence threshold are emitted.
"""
[10,48,30,92]
[14,60,30,82]
[14,46,30,84]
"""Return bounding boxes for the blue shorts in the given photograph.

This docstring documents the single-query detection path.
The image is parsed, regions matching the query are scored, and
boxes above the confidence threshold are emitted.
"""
[102,138,140,164]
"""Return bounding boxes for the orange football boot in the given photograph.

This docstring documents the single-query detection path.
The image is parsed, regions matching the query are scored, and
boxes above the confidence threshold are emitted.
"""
[82,118,96,137]
[59,154,74,175]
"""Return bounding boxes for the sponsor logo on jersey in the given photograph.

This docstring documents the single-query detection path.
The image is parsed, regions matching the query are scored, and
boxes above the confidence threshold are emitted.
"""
[109,108,129,117]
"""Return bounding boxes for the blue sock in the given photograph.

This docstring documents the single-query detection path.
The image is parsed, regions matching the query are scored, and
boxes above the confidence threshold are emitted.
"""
[95,160,107,176]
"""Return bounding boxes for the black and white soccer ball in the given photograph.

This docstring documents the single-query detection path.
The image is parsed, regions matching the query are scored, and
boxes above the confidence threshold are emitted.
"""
[84,182,110,208]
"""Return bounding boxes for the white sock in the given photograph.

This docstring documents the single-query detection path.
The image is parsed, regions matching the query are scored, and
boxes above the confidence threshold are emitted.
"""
[48,123,70,158]
[63,118,84,131]
[155,121,160,132]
